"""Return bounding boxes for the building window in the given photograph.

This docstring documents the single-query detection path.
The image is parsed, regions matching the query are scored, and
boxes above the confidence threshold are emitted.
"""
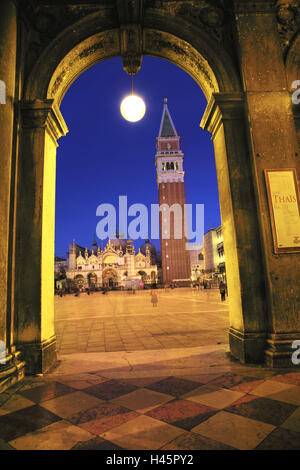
[175,162,179,170]
[162,162,166,171]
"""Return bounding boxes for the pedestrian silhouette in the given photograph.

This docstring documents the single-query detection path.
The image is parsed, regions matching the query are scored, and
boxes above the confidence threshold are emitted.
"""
[151,290,158,307]
[219,281,226,301]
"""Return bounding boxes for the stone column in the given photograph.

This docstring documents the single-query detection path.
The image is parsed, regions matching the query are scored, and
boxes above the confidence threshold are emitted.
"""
[15,100,68,375]
[0,0,26,392]
[234,1,300,367]
[293,105,300,151]
[201,93,267,363]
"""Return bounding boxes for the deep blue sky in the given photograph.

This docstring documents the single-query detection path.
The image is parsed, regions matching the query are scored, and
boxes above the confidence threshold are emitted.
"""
[55,56,220,257]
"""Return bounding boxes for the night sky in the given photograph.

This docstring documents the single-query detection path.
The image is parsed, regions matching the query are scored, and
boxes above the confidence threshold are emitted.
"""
[55,56,221,257]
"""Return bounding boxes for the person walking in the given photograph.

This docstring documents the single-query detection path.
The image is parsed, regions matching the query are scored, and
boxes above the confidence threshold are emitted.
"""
[219,281,226,301]
[150,290,158,307]
[75,286,80,297]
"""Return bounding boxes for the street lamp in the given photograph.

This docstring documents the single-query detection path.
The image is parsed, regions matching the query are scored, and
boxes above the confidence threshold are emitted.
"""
[120,75,146,122]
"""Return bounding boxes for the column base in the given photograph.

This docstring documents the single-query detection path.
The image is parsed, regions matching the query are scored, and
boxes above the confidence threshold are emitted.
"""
[229,327,266,364]
[265,333,300,368]
[18,335,57,375]
[0,348,26,393]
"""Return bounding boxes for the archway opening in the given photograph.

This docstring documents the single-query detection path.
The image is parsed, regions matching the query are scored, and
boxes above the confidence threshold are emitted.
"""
[53,55,229,355]
[18,23,267,374]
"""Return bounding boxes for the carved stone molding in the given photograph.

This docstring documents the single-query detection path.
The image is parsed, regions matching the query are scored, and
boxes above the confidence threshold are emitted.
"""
[145,0,229,43]
[120,24,143,75]
[276,1,300,55]
[47,30,119,104]
[21,100,68,146]
[116,0,143,24]
[233,0,276,14]
[116,0,144,74]
[20,2,117,75]
[265,331,300,367]
[143,29,218,99]
[201,92,245,139]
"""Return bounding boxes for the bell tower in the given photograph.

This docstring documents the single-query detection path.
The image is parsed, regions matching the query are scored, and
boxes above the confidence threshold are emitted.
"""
[155,99,191,286]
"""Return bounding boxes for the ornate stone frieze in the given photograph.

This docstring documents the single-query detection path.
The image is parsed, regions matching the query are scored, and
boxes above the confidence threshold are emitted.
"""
[144,0,229,43]
[48,30,119,103]
[20,1,117,75]
[21,100,68,145]
[143,29,218,96]
[200,92,245,138]
[233,0,276,14]
[120,24,143,75]
[276,1,300,55]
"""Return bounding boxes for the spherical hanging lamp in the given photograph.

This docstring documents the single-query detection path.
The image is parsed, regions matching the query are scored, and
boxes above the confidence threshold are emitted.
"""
[120,75,146,122]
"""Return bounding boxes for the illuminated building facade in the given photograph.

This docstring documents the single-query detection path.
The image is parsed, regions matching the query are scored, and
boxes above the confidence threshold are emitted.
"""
[57,237,158,289]
[203,226,226,280]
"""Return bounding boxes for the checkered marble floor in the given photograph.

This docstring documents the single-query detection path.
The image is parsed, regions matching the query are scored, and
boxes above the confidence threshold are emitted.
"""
[1,367,300,450]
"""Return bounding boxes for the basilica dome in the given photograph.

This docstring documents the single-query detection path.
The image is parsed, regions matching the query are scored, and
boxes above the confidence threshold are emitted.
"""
[140,239,157,262]
[89,240,99,254]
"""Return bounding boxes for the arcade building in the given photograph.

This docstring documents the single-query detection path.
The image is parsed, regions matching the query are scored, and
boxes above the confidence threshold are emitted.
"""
[2,0,300,385]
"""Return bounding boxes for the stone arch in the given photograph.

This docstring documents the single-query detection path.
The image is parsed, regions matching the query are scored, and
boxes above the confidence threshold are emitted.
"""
[24,9,241,105]
[88,272,97,289]
[102,268,118,288]
[16,10,268,374]
[138,270,147,282]
[75,274,85,289]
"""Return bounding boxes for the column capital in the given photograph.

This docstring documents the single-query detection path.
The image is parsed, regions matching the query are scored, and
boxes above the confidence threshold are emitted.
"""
[200,92,245,139]
[21,99,68,146]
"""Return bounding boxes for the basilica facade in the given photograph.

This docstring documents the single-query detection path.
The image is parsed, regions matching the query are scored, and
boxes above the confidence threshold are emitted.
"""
[61,238,158,290]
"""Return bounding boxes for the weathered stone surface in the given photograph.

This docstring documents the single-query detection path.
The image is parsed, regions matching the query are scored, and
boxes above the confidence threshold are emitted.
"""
[0,0,300,387]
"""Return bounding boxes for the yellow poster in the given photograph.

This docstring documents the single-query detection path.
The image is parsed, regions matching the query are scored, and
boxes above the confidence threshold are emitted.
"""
[265,169,300,253]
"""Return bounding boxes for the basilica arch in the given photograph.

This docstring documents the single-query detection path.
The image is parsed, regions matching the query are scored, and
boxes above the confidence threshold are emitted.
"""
[102,269,119,288]
[1,1,300,385]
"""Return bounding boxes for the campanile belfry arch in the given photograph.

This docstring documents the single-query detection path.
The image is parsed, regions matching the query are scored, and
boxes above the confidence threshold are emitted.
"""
[1,0,300,390]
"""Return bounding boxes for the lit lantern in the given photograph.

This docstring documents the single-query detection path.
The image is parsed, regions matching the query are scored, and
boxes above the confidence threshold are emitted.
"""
[120,75,146,122]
